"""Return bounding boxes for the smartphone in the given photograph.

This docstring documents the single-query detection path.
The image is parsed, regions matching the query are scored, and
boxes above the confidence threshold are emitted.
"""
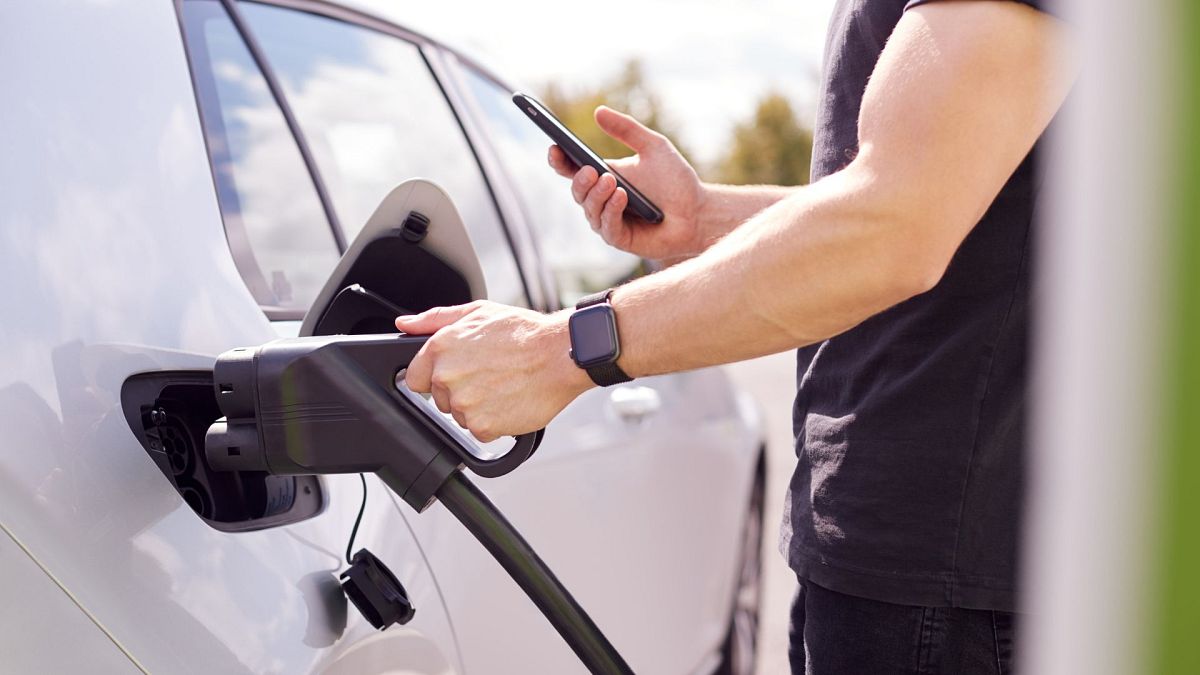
[512,92,664,224]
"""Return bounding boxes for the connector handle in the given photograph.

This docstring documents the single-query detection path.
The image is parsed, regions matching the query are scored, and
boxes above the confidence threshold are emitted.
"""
[389,365,543,479]
[208,334,545,488]
[463,428,544,479]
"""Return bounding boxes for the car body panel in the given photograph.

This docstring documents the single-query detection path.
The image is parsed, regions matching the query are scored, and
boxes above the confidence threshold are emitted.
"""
[0,526,142,674]
[0,2,461,672]
[0,0,763,672]
[403,369,759,674]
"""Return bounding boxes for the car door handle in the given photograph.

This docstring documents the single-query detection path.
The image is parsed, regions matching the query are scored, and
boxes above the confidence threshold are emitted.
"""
[609,385,662,423]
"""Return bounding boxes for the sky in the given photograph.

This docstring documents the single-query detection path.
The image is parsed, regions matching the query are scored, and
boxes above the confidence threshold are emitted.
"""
[352,0,837,166]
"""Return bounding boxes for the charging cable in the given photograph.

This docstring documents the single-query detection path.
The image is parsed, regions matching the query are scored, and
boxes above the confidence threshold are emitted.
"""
[346,473,367,565]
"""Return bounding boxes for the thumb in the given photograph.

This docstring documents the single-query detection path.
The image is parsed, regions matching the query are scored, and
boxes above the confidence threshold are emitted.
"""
[595,106,663,154]
[395,302,480,335]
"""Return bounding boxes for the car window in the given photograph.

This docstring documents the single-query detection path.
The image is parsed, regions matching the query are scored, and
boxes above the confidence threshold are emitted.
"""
[181,0,341,314]
[240,3,528,308]
[460,69,641,306]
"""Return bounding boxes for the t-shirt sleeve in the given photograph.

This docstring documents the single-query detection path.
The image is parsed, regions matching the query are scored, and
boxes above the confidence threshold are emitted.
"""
[905,0,1054,17]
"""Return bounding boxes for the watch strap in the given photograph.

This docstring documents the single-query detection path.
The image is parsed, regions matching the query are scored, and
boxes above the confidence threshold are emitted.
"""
[575,288,615,310]
[584,360,632,387]
[574,288,633,387]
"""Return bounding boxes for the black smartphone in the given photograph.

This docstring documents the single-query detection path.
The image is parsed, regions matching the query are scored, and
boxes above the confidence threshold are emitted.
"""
[512,92,664,224]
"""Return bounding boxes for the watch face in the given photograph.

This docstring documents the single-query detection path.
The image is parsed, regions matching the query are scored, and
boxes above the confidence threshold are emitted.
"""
[569,305,619,367]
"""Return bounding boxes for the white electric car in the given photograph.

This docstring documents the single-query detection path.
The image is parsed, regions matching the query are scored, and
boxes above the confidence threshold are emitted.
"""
[0,1,766,673]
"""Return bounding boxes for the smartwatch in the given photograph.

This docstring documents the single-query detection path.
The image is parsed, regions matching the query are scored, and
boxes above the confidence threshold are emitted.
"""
[568,289,633,387]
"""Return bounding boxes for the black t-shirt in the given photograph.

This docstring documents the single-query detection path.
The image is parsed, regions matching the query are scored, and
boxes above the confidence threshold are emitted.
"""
[782,0,1048,612]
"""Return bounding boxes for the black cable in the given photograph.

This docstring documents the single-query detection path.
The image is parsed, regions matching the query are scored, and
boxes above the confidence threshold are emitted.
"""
[345,473,367,565]
[434,471,633,675]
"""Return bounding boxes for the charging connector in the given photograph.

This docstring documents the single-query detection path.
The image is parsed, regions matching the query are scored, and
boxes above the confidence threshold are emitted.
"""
[201,332,631,673]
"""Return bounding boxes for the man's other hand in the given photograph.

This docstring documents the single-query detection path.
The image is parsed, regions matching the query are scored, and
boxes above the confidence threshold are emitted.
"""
[548,106,707,262]
[396,302,593,443]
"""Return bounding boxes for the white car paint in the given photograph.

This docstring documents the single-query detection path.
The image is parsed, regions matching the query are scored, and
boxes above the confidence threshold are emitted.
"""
[0,1,764,673]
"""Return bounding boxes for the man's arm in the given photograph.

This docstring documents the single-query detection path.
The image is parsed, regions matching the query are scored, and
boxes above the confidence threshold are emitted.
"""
[397,1,1074,442]
[612,0,1073,373]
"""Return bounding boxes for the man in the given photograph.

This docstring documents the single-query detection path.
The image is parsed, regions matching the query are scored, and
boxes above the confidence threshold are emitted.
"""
[396,0,1072,671]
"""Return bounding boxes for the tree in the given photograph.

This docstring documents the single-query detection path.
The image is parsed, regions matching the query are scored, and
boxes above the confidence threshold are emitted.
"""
[540,60,691,162]
[717,92,813,186]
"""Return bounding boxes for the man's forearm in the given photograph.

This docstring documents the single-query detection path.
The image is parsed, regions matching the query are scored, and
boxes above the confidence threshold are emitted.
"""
[612,166,938,376]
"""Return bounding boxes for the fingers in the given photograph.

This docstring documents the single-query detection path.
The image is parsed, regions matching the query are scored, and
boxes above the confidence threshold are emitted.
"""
[571,165,598,204]
[450,406,470,432]
[473,429,501,444]
[582,173,617,227]
[407,344,474,434]
[599,187,629,242]
[571,168,625,239]
[399,302,484,392]
[548,145,579,178]
[394,301,481,335]
[431,380,451,414]
[403,344,433,393]
[595,106,664,153]
[416,368,497,442]
[425,371,476,437]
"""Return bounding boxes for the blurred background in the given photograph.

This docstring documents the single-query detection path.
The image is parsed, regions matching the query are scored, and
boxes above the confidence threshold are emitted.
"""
[347,2,1198,673]
[353,2,835,672]
[360,0,833,185]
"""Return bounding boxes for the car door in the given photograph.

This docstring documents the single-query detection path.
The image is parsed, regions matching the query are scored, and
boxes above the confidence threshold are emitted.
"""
[166,2,472,670]
[1,0,468,672]
[0,1,461,671]
[436,55,767,673]
[225,3,761,672]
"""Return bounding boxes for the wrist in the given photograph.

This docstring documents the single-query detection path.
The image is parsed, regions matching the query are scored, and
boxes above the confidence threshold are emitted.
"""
[692,182,719,250]
[541,311,595,397]
[694,182,799,247]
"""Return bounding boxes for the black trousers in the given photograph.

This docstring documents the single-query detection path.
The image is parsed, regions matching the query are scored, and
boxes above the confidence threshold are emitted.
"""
[789,579,1018,675]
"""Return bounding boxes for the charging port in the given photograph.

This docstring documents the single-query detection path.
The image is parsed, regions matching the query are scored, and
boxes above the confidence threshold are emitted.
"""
[121,372,324,532]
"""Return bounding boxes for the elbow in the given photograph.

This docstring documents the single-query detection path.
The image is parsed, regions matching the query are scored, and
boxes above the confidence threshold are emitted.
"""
[838,163,963,304]
[895,253,949,299]
[830,161,979,309]
[879,216,959,303]
[875,199,972,303]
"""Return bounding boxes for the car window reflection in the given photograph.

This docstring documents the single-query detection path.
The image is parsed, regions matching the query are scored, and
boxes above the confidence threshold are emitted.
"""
[462,70,641,306]
[242,4,528,309]
[182,0,340,312]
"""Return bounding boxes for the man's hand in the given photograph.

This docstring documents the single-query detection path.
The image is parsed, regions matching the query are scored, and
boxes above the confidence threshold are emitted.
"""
[548,106,708,262]
[395,302,593,443]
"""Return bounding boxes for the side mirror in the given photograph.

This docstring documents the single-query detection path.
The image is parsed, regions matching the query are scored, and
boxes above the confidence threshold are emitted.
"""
[300,179,487,337]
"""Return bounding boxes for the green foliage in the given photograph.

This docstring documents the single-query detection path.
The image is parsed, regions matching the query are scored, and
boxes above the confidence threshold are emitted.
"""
[540,62,812,187]
[540,60,691,162]
[1156,1,1200,672]
[717,92,813,186]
